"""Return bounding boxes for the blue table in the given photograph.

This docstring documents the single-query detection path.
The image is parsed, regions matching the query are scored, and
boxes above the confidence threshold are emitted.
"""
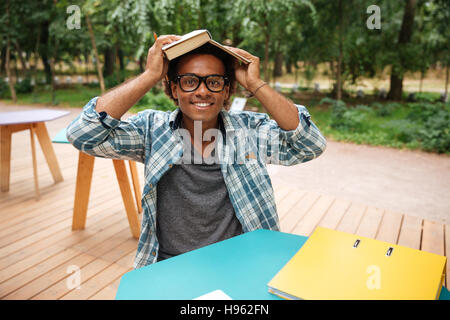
[115,229,450,300]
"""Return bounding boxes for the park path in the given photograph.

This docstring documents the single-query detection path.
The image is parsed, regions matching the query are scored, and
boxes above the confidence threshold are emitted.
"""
[1,101,449,224]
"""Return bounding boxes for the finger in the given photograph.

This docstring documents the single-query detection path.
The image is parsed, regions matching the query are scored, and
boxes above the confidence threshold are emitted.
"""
[155,35,182,47]
[224,46,256,60]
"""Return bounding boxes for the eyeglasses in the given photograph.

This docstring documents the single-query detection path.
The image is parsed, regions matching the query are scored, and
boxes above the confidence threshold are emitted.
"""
[176,73,229,93]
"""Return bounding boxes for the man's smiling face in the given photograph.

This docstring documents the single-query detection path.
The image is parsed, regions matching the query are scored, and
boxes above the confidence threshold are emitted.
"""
[171,54,230,127]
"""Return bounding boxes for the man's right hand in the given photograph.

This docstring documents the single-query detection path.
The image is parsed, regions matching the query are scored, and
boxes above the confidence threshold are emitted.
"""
[96,34,181,119]
[145,35,182,82]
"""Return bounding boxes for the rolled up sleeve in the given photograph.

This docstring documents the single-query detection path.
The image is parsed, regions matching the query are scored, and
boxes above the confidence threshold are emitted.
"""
[259,104,327,165]
[66,97,146,163]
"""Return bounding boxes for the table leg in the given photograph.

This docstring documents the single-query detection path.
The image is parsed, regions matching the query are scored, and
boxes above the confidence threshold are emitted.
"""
[0,126,12,192]
[34,122,63,183]
[128,160,143,213]
[113,159,140,239]
[30,125,40,200]
[72,151,95,230]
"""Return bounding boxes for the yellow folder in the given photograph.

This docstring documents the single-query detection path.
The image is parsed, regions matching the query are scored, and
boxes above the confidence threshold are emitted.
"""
[268,227,446,300]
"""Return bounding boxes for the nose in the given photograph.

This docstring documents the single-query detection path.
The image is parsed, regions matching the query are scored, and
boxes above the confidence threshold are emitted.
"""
[195,79,210,96]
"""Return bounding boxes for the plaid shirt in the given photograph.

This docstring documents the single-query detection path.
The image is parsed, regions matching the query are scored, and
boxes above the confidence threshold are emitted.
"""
[66,97,327,269]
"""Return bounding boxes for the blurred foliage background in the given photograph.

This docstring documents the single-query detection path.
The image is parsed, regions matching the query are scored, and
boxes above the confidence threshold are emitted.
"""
[0,0,448,153]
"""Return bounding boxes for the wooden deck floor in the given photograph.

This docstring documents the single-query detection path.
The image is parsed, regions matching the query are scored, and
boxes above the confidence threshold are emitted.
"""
[0,127,448,299]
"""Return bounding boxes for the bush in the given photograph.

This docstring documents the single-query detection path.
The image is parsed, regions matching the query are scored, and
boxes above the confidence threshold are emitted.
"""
[104,71,126,89]
[0,78,8,98]
[414,92,440,103]
[14,78,33,94]
[134,91,177,112]
[320,98,368,132]
[380,119,421,143]
[371,102,399,117]
[418,108,450,153]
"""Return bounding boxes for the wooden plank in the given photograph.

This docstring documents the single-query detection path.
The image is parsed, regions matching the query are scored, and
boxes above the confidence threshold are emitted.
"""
[0,219,129,287]
[2,252,97,300]
[0,183,116,247]
[376,210,404,244]
[88,277,123,300]
[2,228,134,300]
[421,220,444,256]
[0,248,81,299]
[32,258,112,300]
[114,250,137,269]
[355,207,384,239]
[0,163,110,226]
[0,193,127,259]
[280,191,319,233]
[397,215,423,250]
[0,200,130,272]
[292,195,335,237]
[273,185,291,207]
[276,189,306,221]
[59,263,128,300]
[317,198,351,230]
[336,202,366,234]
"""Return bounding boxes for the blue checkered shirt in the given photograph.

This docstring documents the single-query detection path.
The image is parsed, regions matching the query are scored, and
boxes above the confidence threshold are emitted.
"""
[66,97,327,268]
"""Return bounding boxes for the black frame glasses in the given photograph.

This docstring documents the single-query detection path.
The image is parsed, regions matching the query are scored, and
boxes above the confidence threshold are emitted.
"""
[176,73,229,93]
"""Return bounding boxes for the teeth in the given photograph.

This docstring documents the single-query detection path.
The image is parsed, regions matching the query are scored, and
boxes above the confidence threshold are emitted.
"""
[194,103,211,107]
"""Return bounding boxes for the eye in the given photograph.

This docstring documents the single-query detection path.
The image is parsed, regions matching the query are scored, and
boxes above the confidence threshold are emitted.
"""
[182,77,198,86]
[207,77,223,87]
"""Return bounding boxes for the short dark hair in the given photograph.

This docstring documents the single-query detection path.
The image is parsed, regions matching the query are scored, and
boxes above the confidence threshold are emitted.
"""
[163,42,237,110]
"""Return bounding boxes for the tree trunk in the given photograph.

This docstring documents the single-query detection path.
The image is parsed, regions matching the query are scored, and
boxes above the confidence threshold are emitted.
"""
[273,51,283,78]
[263,31,270,82]
[419,71,424,93]
[14,41,28,74]
[84,51,90,83]
[445,63,449,98]
[50,39,59,105]
[118,48,124,71]
[86,14,105,93]
[336,0,343,101]
[0,47,6,74]
[103,47,115,78]
[388,0,417,100]
[285,60,292,74]
[39,20,52,84]
[5,40,17,103]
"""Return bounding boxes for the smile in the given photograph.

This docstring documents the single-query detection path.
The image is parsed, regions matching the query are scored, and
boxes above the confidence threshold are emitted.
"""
[192,102,214,108]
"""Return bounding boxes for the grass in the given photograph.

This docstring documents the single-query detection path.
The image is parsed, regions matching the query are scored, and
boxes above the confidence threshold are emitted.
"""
[2,86,102,108]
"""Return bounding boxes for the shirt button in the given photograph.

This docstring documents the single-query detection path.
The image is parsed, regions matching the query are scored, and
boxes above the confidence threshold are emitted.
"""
[151,251,156,256]
[150,183,153,188]
[168,164,173,168]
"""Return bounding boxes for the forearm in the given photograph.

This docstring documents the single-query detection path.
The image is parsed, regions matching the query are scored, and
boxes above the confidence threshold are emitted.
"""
[96,70,158,119]
[251,82,299,131]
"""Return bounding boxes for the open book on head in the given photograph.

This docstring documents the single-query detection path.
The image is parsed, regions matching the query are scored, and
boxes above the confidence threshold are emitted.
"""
[161,29,251,64]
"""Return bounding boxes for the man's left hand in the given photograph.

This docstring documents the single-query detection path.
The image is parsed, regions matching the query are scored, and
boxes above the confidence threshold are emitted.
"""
[224,46,265,94]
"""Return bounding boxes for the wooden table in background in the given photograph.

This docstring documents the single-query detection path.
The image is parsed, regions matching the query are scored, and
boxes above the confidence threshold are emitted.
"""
[52,128,142,239]
[0,109,69,199]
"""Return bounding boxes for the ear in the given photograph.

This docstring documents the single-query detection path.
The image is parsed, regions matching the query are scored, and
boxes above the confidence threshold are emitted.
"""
[224,83,230,100]
[170,81,178,100]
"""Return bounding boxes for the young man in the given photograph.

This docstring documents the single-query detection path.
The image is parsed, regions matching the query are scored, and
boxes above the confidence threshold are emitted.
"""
[67,34,327,269]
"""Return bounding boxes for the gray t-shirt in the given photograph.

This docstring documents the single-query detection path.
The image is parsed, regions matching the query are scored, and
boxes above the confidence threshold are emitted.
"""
[156,137,243,261]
